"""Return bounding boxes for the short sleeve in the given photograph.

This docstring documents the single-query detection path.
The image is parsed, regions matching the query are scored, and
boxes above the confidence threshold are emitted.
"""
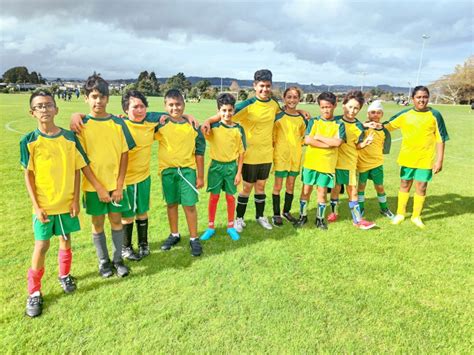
[74,135,89,169]
[238,125,247,153]
[305,118,315,136]
[382,128,391,154]
[20,137,32,170]
[195,128,206,156]
[431,109,449,143]
[337,122,347,142]
[384,108,410,131]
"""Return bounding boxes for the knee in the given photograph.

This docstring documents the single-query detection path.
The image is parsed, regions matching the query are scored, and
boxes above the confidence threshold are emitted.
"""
[374,185,385,193]
[35,241,50,255]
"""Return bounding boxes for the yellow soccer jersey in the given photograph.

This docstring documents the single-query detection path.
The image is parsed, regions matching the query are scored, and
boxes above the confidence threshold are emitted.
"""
[20,128,89,214]
[205,122,246,162]
[384,107,449,169]
[154,117,205,173]
[303,116,346,174]
[273,111,307,172]
[335,116,365,171]
[76,115,136,192]
[233,97,281,164]
[124,112,165,184]
[357,128,391,172]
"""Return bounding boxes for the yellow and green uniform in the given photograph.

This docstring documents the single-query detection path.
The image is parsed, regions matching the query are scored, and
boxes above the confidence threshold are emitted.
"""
[76,115,136,192]
[20,128,89,214]
[205,121,246,195]
[357,127,391,172]
[273,111,307,175]
[154,117,205,205]
[384,107,449,169]
[233,96,281,164]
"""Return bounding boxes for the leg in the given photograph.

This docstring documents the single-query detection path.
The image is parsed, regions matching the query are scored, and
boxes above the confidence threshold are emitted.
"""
[236,181,253,220]
[201,194,219,241]
[328,184,341,222]
[108,212,129,276]
[91,215,112,274]
[393,179,412,224]
[411,181,428,228]
[183,205,202,257]
[135,213,150,257]
[58,235,72,277]
[167,204,179,234]
[282,176,297,221]
[272,176,283,217]
[357,182,367,213]
[255,178,271,229]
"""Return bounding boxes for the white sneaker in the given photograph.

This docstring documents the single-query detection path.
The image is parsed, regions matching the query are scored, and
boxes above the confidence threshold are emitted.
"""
[234,218,246,233]
[257,216,273,230]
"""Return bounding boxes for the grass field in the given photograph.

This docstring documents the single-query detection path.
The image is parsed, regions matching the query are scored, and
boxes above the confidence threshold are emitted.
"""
[1,93,472,352]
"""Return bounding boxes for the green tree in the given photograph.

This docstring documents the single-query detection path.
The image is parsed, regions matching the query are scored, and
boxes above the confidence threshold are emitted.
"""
[188,87,200,99]
[137,71,149,83]
[2,66,30,83]
[195,79,211,94]
[165,72,192,93]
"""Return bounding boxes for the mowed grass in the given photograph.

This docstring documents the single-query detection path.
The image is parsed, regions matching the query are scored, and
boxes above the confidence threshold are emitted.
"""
[0,93,472,352]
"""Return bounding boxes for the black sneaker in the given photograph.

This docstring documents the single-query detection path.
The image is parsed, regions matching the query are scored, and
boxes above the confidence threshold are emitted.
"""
[282,212,297,223]
[161,234,181,251]
[98,260,113,278]
[113,261,130,277]
[380,208,395,220]
[58,275,77,293]
[315,218,328,230]
[122,246,142,261]
[293,215,308,228]
[190,239,202,257]
[26,294,43,318]
[139,243,150,258]
[272,215,283,227]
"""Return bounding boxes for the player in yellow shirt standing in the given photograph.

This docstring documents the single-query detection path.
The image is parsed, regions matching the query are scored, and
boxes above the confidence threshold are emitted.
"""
[384,86,449,228]
[200,93,246,241]
[271,87,307,226]
[155,89,205,256]
[357,100,395,219]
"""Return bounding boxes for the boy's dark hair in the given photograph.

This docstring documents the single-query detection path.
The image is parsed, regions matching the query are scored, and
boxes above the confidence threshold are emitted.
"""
[217,93,236,109]
[317,92,337,105]
[342,90,364,107]
[412,85,430,98]
[254,69,272,83]
[122,90,148,113]
[83,73,109,97]
[164,89,184,102]
[29,90,56,108]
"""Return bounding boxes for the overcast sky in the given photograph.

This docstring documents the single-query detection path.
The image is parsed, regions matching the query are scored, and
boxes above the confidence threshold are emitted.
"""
[1,0,472,86]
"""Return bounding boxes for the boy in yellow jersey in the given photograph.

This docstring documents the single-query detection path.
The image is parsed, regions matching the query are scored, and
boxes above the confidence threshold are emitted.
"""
[155,89,205,256]
[200,93,246,241]
[271,87,307,226]
[295,92,345,229]
[76,74,136,278]
[383,86,449,228]
[328,90,377,229]
[357,100,395,219]
[21,90,95,317]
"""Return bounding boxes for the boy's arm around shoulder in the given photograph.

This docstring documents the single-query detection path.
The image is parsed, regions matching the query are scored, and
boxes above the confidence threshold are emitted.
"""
[195,128,206,189]
[70,113,87,133]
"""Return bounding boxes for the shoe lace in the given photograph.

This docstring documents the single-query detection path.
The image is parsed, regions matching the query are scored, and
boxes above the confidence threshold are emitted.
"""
[29,296,41,305]
[63,275,75,287]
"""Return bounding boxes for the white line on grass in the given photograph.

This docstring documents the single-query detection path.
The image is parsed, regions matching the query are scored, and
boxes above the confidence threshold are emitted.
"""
[5,121,24,134]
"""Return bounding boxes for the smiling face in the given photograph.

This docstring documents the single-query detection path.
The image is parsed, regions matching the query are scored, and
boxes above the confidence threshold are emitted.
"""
[412,90,429,111]
[253,80,272,100]
[85,89,109,116]
[283,89,300,111]
[127,97,147,122]
[165,97,185,119]
[30,95,58,124]
[343,98,362,121]
[218,104,234,124]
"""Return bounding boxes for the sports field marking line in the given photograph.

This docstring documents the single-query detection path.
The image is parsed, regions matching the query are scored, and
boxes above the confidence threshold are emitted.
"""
[5,120,24,134]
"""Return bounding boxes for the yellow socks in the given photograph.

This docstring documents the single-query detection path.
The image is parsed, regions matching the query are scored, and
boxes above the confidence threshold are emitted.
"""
[396,191,410,216]
[412,193,426,218]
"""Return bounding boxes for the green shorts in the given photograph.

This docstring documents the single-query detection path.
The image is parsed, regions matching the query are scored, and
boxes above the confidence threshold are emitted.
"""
[207,160,237,195]
[359,165,384,185]
[275,170,299,178]
[335,168,357,186]
[301,168,335,188]
[83,190,131,216]
[162,167,198,206]
[33,212,80,241]
[400,166,433,182]
[122,176,151,218]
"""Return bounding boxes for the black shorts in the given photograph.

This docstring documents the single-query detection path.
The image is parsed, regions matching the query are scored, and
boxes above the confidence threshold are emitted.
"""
[242,163,272,183]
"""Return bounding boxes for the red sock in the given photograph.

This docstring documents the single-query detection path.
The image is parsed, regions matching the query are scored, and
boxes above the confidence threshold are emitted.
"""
[27,267,45,295]
[58,248,72,277]
[208,194,220,228]
[226,194,236,227]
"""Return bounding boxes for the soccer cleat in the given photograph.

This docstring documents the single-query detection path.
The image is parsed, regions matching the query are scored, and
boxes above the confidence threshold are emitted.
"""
[200,228,216,241]
[327,213,338,223]
[190,239,202,256]
[122,246,142,261]
[271,215,283,227]
[227,227,240,241]
[113,261,130,277]
[353,219,376,230]
[234,218,246,233]
[161,234,181,251]
[257,216,273,230]
[391,214,405,225]
[315,218,328,230]
[410,217,426,229]
[26,294,43,318]
[98,260,113,278]
[282,212,298,224]
[58,275,77,294]
[138,243,150,258]
[380,208,395,220]
[293,215,308,228]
